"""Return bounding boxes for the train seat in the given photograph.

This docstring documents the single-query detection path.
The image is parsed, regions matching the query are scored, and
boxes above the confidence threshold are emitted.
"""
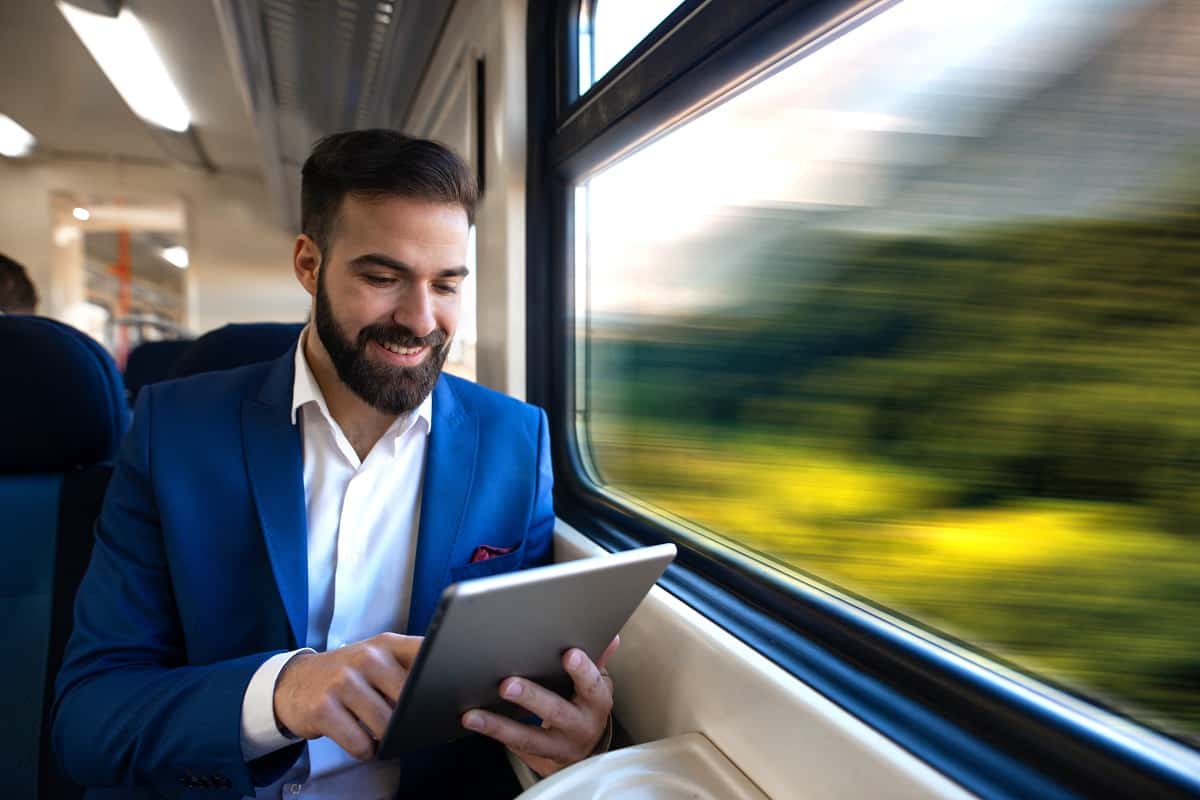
[123,339,194,406]
[0,315,130,800]
[169,321,304,378]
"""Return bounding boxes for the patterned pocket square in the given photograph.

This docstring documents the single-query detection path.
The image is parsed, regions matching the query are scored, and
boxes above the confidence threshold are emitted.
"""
[469,544,516,564]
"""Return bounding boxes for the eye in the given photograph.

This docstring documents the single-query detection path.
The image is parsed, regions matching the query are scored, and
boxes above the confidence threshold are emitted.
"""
[434,283,459,296]
[363,274,396,287]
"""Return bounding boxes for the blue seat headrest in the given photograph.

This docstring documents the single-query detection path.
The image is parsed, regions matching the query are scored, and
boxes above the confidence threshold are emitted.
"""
[169,322,303,379]
[124,339,194,404]
[0,316,130,473]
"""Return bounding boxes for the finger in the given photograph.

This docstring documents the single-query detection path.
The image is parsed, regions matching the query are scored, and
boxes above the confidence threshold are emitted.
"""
[355,645,409,706]
[497,677,585,736]
[337,671,394,742]
[563,648,614,712]
[317,700,378,761]
[462,710,575,763]
[597,635,621,670]
[378,633,423,668]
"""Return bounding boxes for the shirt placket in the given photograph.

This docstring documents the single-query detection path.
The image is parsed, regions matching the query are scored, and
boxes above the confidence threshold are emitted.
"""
[327,467,368,651]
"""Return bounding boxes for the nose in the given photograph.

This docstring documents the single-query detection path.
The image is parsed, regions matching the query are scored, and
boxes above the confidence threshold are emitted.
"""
[392,284,437,339]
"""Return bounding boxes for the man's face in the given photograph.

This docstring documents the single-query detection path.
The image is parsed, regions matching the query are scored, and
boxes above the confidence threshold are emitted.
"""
[309,194,468,415]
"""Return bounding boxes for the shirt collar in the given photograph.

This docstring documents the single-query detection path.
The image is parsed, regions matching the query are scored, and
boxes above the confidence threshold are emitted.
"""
[291,326,433,446]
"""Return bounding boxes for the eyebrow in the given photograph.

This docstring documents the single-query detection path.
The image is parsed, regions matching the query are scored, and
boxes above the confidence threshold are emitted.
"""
[349,252,469,279]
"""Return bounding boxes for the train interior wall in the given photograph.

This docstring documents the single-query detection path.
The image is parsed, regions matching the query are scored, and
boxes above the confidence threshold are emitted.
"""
[406,0,530,398]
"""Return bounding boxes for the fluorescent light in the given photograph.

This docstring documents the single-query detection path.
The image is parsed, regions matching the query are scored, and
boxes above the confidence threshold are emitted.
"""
[73,207,91,221]
[57,3,191,132]
[0,114,36,157]
[161,246,189,269]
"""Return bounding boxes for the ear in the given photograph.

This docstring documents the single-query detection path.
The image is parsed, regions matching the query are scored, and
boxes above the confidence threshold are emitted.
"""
[293,234,322,298]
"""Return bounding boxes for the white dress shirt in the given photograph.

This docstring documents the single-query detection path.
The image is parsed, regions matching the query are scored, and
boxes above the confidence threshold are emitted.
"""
[240,328,432,799]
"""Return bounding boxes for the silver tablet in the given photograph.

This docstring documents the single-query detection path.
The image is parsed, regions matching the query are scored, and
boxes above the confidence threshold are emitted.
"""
[376,543,676,759]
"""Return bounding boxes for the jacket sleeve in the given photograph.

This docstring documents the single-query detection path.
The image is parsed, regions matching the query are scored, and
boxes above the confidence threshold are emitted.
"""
[521,407,556,570]
[51,386,298,797]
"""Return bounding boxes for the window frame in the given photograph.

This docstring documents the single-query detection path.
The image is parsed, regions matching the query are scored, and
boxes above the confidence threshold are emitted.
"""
[524,1,1200,797]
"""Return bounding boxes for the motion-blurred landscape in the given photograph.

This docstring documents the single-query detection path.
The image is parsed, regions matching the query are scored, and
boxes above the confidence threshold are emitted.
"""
[581,0,1200,739]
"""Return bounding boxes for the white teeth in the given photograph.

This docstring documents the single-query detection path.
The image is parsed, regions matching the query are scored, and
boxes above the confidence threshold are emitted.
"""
[382,342,422,355]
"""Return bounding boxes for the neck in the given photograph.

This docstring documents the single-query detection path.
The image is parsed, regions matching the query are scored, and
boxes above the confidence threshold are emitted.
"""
[302,328,397,460]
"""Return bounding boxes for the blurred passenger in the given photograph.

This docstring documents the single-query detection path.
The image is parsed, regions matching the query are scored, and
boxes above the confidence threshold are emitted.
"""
[0,252,37,314]
[52,130,612,800]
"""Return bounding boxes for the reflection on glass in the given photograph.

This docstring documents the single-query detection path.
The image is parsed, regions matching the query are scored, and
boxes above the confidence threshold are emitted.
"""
[576,0,1200,740]
[579,0,687,92]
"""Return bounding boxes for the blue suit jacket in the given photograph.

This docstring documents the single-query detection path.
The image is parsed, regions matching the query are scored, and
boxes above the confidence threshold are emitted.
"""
[52,348,554,798]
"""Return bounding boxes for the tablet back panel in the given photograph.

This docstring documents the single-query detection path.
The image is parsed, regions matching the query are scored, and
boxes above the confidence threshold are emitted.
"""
[378,544,675,757]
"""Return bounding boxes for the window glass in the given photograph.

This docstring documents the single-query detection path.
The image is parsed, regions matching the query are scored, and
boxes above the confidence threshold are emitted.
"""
[574,0,1200,739]
[444,224,477,381]
[579,0,687,93]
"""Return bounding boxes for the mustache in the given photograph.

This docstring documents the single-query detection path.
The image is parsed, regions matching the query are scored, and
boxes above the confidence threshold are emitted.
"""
[358,323,448,351]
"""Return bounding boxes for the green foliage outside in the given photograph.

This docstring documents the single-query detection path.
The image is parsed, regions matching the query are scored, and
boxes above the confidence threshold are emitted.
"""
[585,200,1200,738]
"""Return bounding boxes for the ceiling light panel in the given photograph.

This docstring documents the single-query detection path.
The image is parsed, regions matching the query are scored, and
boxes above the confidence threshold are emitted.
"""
[58,2,192,132]
[0,114,37,157]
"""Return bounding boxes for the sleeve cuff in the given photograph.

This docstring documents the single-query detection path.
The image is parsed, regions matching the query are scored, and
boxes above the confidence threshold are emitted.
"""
[240,649,315,761]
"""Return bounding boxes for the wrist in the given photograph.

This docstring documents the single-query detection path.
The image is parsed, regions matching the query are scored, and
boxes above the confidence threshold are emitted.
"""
[590,714,614,756]
[241,649,312,761]
[272,650,315,741]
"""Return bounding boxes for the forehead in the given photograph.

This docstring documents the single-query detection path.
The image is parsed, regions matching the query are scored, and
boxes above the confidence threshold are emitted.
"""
[332,194,469,260]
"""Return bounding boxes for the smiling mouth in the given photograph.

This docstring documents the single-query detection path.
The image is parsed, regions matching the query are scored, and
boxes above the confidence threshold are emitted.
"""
[371,339,430,365]
[378,341,425,356]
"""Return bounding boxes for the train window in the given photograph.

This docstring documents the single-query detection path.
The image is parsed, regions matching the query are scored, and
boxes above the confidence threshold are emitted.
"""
[572,0,1200,741]
[578,0,687,93]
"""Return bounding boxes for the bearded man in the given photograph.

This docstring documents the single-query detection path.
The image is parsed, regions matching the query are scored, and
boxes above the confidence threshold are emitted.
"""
[52,130,613,799]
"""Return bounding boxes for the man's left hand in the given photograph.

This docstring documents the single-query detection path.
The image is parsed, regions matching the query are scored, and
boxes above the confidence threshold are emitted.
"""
[461,636,619,777]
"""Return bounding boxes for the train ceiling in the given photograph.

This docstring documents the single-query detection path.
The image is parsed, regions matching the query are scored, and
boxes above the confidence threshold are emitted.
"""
[216,0,456,228]
[0,0,454,229]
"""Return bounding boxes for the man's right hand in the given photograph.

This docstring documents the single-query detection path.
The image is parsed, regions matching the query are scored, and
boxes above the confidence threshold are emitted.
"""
[273,633,422,760]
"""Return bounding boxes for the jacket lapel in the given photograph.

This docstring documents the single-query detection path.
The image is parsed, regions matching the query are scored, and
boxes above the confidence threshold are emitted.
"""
[242,347,308,647]
[407,378,478,635]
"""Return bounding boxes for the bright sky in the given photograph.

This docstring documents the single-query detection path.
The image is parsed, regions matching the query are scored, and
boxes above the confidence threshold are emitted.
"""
[585,0,686,88]
[580,0,1148,314]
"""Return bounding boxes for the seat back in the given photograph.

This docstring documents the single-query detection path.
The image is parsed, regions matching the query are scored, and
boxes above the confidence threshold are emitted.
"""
[123,339,193,406]
[0,316,129,800]
[169,322,303,378]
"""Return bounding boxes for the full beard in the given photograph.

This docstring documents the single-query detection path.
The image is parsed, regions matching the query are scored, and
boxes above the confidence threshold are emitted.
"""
[314,272,450,415]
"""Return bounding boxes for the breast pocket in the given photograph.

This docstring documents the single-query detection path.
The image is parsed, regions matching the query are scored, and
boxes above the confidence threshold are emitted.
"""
[448,540,528,584]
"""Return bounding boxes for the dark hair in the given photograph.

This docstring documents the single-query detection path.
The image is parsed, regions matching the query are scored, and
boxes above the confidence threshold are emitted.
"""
[301,129,478,255]
[0,252,37,313]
